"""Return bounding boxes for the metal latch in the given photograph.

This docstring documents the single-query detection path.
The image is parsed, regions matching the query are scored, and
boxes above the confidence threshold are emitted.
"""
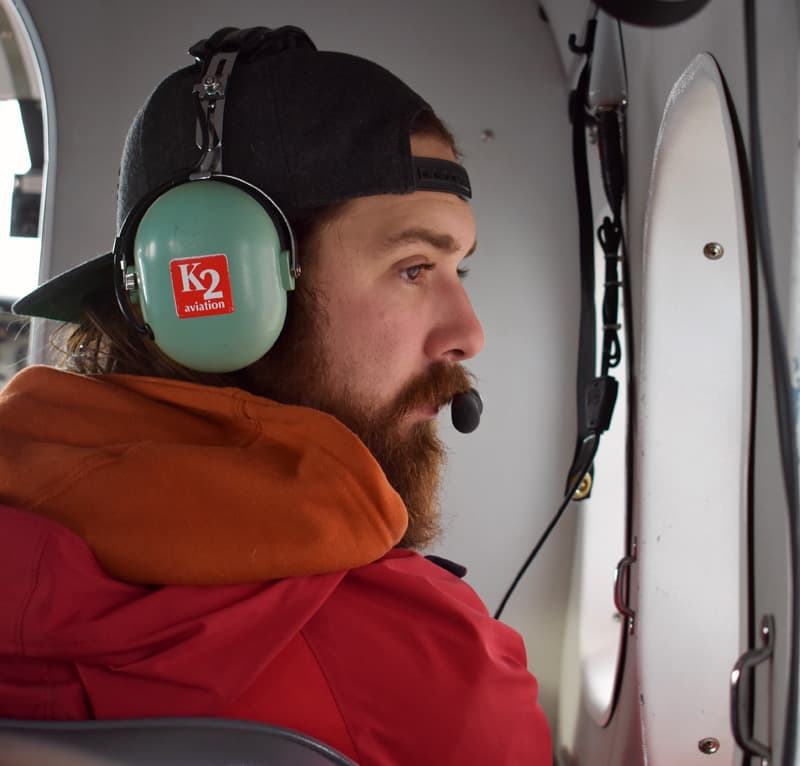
[730,614,774,764]
[614,537,637,635]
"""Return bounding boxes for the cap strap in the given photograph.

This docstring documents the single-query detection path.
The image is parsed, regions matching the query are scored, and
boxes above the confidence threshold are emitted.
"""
[413,158,472,199]
[189,26,316,63]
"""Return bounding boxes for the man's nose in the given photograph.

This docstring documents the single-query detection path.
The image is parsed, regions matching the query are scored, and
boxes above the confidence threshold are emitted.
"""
[424,282,485,363]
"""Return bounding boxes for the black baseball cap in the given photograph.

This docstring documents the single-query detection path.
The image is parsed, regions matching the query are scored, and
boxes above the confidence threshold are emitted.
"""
[13,25,472,323]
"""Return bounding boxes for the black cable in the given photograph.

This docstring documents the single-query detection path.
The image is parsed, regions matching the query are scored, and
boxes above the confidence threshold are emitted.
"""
[494,435,599,619]
[742,3,800,764]
[496,14,626,621]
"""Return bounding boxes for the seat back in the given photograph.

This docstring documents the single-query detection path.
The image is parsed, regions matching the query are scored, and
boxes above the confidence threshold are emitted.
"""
[0,717,358,765]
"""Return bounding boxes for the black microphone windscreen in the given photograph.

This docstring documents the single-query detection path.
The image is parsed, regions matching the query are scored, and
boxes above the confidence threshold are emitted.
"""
[451,388,483,434]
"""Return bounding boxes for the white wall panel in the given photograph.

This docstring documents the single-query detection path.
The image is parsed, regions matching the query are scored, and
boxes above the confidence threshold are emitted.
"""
[542,1,799,763]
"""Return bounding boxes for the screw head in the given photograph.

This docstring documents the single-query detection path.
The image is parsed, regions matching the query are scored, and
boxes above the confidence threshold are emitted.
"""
[698,737,720,754]
[703,242,724,260]
[202,76,222,95]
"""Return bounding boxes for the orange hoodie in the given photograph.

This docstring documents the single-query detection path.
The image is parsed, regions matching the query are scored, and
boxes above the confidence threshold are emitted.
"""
[0,365,407,585]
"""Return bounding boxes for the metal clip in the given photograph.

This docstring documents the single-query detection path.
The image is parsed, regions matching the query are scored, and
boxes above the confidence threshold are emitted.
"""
[613,538,637,635]
[730,614,774,764]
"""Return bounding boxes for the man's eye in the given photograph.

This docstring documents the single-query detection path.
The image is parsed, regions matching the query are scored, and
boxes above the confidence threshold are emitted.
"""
[401,264,431,282]
[457,266,470,279]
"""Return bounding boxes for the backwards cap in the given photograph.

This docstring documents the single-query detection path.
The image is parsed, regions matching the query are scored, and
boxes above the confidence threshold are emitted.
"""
[14,25,471,323]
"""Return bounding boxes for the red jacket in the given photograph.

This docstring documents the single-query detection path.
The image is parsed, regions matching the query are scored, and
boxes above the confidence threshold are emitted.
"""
[0,367,551,764]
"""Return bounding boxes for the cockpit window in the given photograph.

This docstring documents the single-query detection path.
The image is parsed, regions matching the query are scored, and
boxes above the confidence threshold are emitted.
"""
[0,1,45,388]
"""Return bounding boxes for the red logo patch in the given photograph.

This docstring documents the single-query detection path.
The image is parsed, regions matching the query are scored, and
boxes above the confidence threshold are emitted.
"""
[169,254,235,319]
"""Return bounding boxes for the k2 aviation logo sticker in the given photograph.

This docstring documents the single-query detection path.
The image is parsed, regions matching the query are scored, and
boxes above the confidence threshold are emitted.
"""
[169,254,235,318]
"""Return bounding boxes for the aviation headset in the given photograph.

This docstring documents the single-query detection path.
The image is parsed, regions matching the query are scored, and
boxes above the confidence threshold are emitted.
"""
[11,26,481,427]
[113,39,298,374]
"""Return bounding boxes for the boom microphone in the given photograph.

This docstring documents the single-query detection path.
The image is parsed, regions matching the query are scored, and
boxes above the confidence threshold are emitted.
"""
[451,388,483,434]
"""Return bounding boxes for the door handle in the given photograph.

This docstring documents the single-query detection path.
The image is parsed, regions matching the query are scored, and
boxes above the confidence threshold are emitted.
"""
[613,538,637,635]
[730,614,774,763]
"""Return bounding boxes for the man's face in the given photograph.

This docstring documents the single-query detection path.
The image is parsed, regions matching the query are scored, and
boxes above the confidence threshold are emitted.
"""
[303,134,483,430]
[247,134,484,548]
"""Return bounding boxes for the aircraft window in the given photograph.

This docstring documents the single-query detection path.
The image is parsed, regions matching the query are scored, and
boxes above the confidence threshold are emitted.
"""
[0,100,38,387]
[0,1,44,389]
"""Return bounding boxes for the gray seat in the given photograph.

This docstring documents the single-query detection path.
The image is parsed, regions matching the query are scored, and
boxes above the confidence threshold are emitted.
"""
[0,717,358,765]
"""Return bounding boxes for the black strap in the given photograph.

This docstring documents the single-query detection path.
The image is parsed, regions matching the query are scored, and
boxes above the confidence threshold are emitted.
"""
[564,23,624,499]
[566,57,598,494]
[189,26,317,63]
[413,157,472,200]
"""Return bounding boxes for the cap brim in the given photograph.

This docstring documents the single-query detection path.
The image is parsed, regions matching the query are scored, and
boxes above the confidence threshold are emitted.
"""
[12,252,114,324]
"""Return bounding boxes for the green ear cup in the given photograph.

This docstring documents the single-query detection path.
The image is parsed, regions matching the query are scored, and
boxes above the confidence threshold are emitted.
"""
[133,180,294,372]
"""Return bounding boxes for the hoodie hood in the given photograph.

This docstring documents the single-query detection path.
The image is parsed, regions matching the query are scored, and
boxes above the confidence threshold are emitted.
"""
[0,366,407,585]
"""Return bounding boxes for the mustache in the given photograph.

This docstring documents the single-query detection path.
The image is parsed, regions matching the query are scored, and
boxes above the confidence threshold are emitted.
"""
[388,362,475,421]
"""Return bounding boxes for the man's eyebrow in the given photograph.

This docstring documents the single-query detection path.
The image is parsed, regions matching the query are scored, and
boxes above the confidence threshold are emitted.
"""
[378,227,477,257]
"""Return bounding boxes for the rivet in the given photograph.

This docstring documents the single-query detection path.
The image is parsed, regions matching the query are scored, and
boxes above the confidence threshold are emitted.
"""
[703,242,724,260]
[698,737,720,755]
[480,129,495,143]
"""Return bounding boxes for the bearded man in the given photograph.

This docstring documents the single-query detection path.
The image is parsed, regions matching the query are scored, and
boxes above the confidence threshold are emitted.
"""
[0,25,551,765]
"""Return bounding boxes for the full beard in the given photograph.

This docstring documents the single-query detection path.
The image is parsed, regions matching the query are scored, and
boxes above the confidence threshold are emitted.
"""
[334,361,474,549]
[239,287,474,550]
